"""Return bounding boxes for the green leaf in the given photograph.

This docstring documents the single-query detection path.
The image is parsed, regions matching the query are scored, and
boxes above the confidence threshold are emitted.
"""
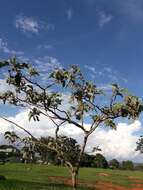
[29,67,39,76]
[0,61,9,68]
[105,120,116,130]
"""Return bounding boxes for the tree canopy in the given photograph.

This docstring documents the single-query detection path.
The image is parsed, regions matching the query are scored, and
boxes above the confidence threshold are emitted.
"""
[92,153,108,168]
[122,160,134,170]
[109,159,120,169]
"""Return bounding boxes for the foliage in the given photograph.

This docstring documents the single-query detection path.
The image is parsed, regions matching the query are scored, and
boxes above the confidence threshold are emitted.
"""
[122,160,134,170]
[109,159,120,169]
[0,144,20,163]
[0,175,6,180]
[136,136,143,153]
[37,137,58,164]
[80,153,95,167]
[91,153,108,168]
[37,136,80,166]
[5,131,20,144]
[134,164,143,171]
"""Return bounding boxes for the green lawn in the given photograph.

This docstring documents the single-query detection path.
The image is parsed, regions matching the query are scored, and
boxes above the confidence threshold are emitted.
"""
[0,163,143,189]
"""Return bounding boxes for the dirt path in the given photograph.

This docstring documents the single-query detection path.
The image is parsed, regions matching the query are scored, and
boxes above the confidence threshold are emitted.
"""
[95,182,143,190]
[48,176,143,190]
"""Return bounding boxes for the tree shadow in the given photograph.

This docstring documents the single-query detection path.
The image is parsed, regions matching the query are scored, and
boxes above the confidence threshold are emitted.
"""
[0,179,94,190]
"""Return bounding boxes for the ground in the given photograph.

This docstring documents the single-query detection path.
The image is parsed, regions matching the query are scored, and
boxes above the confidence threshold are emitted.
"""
[0,164,143,189]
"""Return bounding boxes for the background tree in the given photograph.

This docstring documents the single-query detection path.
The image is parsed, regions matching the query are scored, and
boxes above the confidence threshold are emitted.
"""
[136,136,143,153]
[37,137,58,164]
[80,153,95,167]
[134,163,143,171]
[0,57,142,189]
[92,153,108,168]
[37,136,80,166]
[122,160,134,170]
[4,131,20,144]
[0,144,20,163]
[109,159,120,169]
[4,132,35,163]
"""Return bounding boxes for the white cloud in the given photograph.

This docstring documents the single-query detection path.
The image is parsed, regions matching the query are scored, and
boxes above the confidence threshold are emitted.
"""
[84,64,101,80]
[84,65,96,73]
[33,56,62,81]
[87,121,143,161]
[98,84,112,91]
[66,8,73,20]
[85,0,143,23]
[84,64,128,85]
[15,15,40,34]
[0,79,12,92]
[34,56,61,70]
[0,38,24,55]
[17,55,31,63]
[15,15,54,34]
[0,108,143,162]
[89,0,143,22]
[97,10,113,28]
[16,55,62,86]
[0,110,55,138]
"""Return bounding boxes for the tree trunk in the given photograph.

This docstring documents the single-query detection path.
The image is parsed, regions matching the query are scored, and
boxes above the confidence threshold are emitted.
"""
[70,134,88,190]
[71,171,77,190]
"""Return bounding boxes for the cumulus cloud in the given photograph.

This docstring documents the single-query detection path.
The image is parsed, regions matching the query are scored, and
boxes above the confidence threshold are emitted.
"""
[0,110,54,138]
[0,38,23,55]
[15,15,54,34]
[0,79,12,92]
[87,121,143,161]
[0,108,142,162]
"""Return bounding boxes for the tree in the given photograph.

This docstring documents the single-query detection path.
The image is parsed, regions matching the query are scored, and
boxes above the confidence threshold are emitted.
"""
[80,153,95,167]
[37,136,80,165]
[92,153,108,168]
[136,136,143,153]
[109,159,120,169]
[134,163,143,171]
[0,57,142,189]
[122,160,134,170]
[37,137,58,164]
[0,144,20,163]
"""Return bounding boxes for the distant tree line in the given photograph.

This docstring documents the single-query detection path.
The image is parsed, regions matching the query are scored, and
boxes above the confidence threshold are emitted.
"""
[0,135,139,171]
[36,137,135,170]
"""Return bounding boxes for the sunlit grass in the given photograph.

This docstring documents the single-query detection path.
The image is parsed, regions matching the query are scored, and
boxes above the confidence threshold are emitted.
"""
[0,163,143,189]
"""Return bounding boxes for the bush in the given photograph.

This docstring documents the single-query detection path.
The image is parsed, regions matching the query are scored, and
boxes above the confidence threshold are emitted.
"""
[0,175,6,180]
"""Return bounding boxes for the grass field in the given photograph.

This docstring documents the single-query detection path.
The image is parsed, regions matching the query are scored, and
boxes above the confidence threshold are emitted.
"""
[0,163,143,190]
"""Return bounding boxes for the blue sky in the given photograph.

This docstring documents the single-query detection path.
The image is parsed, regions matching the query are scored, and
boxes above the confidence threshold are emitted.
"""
[0,0,143,161]
[0,0,142,95]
